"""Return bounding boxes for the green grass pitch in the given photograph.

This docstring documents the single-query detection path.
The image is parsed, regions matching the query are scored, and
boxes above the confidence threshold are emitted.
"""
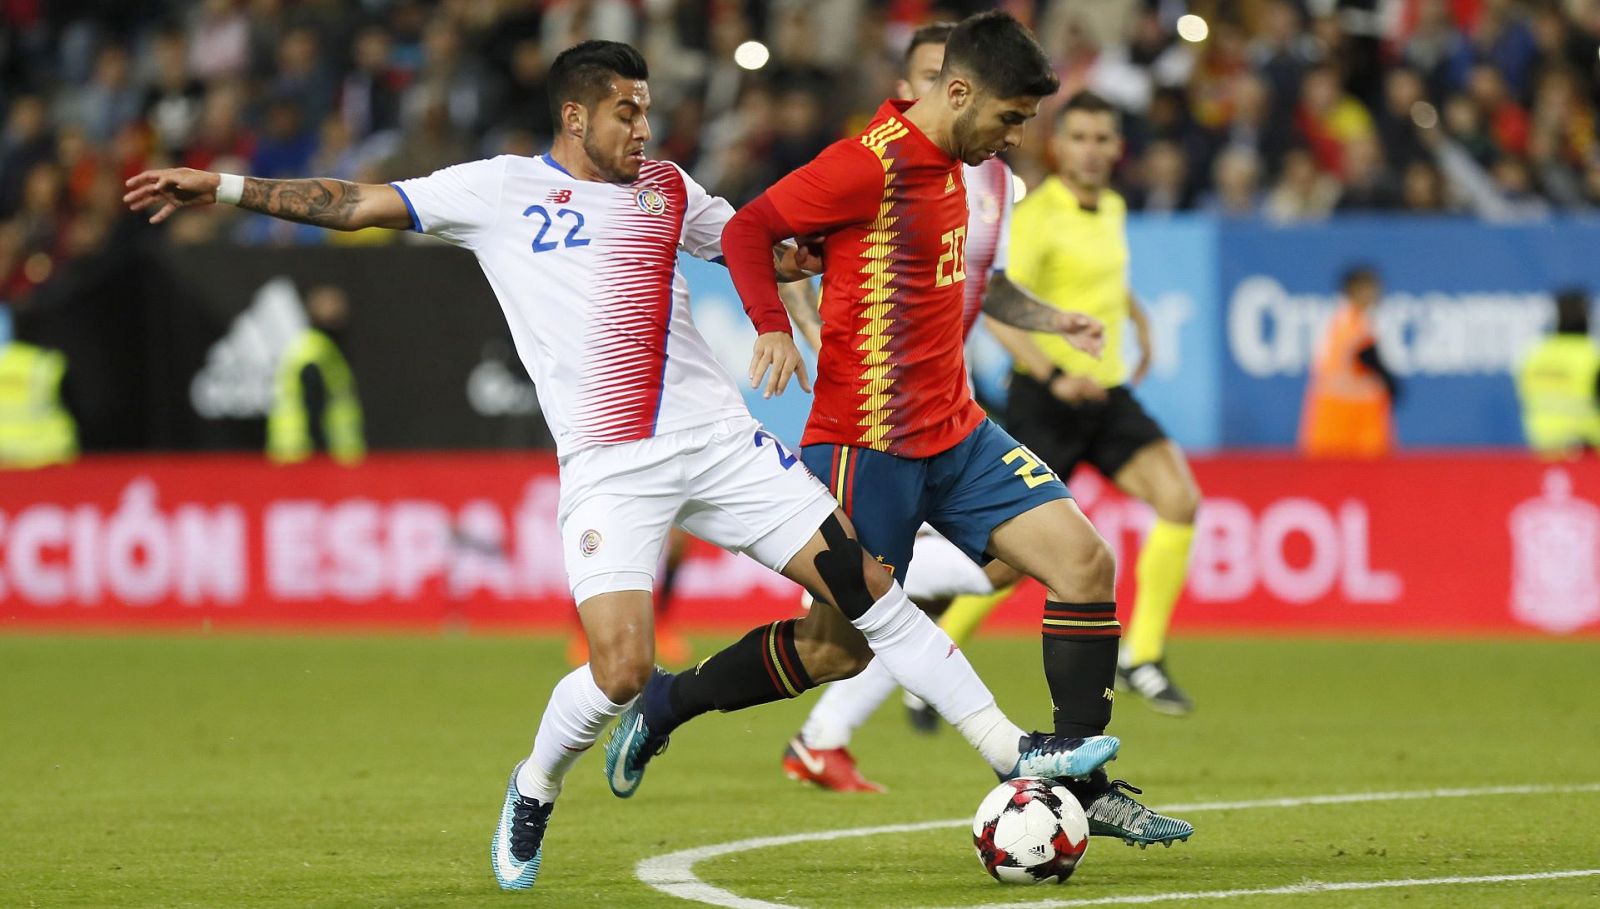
[3,634,1598,908]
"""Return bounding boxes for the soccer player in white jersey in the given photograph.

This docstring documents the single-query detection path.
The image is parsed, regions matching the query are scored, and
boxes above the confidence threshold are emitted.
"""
[125,40,1123,891]
[779,22,1032,793]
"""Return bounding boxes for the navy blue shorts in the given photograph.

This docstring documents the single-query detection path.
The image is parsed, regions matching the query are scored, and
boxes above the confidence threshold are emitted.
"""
[800,419,1072,582]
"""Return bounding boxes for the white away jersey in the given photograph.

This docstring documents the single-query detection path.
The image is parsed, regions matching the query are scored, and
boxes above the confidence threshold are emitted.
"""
[391,155,749,456]
[960,156,1015,338]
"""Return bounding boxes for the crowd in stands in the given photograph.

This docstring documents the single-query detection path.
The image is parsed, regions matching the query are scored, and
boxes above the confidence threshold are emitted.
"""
[4,0,1600,305]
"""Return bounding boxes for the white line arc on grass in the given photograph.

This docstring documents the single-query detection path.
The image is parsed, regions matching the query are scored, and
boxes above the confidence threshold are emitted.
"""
[635,782,1600,909]
[953,869,1600,909]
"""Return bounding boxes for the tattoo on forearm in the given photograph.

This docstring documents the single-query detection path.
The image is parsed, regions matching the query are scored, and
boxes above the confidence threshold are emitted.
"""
[982,275,1060,331]
[239,178,363,229]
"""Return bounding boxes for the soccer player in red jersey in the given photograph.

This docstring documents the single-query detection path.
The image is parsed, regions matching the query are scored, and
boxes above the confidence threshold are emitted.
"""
[717,11,1191,845]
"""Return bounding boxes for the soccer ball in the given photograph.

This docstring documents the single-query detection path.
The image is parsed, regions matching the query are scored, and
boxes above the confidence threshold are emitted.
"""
[972,777,1090,884]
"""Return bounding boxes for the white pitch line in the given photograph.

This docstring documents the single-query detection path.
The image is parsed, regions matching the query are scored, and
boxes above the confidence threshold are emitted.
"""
[634,782,1600,909]
[952,869,1600,909]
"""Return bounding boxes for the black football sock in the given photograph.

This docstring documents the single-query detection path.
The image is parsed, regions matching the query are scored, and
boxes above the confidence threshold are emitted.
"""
[641,619,815,737]
[1041,600,1120,737]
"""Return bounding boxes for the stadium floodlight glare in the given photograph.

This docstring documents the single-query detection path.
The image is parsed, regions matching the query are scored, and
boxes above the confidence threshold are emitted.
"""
[734,40,770,70]
[1176,14,1209,43]
[1410,100,1439,130]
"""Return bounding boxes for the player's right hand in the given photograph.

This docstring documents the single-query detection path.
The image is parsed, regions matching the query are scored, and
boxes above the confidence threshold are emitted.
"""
[1049,373,1107,405]
[1054,311,1105,359]
[123,168,221,224]
[749,331,812,399]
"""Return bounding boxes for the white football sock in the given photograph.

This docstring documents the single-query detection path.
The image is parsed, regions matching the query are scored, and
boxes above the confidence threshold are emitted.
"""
[516,665,632,802]
[849,583,1023,773]
[800,657,898,749]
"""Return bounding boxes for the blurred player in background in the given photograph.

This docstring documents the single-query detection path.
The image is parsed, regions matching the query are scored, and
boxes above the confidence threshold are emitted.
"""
[266,284,365,465]
[1299,265,1401,458]
[1516,287,1600,457]
[958,91,1205,717]
[711,12,1193,846]
[126,39,1125,891]
[779,21,1026,793]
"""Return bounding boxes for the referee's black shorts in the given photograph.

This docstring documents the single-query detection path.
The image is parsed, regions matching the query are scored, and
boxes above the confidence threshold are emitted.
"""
[1004,375,1167,480]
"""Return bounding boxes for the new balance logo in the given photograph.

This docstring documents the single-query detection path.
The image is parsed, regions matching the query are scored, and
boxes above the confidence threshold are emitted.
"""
[547,189,573,203]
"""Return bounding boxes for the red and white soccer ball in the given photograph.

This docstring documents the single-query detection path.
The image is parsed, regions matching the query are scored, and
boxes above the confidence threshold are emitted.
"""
[972,777,1090,884]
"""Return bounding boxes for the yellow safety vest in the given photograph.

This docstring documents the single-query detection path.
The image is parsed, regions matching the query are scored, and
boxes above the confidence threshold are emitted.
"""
[267,329,365,464]
[0,341,77,469]
[1516,334,1600,456]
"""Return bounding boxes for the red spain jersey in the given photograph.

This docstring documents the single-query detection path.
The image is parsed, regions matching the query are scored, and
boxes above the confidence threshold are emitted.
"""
[765,99,984,458]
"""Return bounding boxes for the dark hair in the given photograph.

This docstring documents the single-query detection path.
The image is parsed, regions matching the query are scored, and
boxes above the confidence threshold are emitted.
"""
[1555,288,1591,335]
[548,40,649,123]
[941,11,1058,99]
[905,22,956,68]
[1341,265,1380,293]
[1057,89,1119,132]
[1062,90,1116,117]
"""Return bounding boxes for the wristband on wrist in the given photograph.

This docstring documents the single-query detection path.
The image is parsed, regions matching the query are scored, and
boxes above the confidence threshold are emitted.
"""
[216,173,245,206]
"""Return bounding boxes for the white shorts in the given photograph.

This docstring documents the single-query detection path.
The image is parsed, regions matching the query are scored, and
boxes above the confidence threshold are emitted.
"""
[902,525,995,603]
[558,416,838,604]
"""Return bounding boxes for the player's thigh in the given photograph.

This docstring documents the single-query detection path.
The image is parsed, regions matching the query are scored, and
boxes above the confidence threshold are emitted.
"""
[676,418,838,578]
[558,447,683,606]
[986,497,1114,603]
[904,526,995,603]
[924,419,1073,568]
[1110,438,1200,524]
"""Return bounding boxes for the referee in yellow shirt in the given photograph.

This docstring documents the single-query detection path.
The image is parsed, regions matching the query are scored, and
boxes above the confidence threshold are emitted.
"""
[978,91,1202,715]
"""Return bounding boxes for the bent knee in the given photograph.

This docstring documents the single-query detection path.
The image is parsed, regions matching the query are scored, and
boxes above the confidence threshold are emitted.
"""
[588,651,653,703]
[815,641,874,683]
[1041,532,1116,601]
[1157,485,1201,525]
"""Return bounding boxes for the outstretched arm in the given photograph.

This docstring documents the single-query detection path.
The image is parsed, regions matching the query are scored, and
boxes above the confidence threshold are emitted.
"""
[982,271,1105,359]
[124,168,413,231]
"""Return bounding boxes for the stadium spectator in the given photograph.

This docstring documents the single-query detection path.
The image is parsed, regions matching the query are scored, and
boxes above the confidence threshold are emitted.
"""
[1201,145,1263,216]
[1295,64,1377,177]
[3,0,1599,270]
[340,25,405,142]
[1128,139,1193,212]
[143,29,206,154]
[1264,147,1340,222]
[1336,134,1403,210]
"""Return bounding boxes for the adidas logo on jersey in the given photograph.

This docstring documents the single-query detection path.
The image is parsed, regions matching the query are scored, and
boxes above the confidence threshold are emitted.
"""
[945,173,956,194]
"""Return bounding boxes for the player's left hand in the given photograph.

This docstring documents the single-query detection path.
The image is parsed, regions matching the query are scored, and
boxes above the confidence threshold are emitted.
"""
[1056,311,1105,359]
[123,167,221,223]
[793,233,825,274]
[750,331,812,399]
